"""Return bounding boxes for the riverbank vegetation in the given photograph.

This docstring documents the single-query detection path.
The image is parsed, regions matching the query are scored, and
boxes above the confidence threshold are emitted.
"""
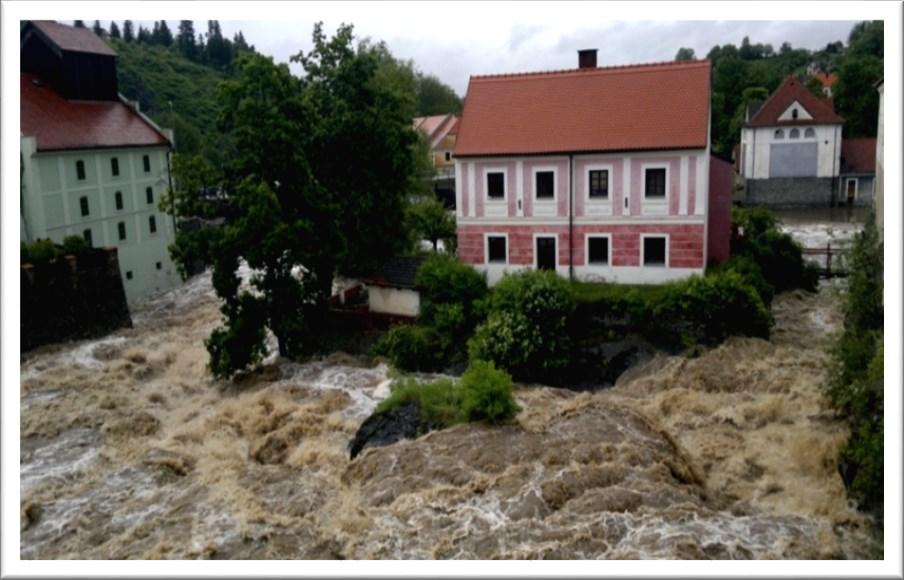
[825,216,883,516]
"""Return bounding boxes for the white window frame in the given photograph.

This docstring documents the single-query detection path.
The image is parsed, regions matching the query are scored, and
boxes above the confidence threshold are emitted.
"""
[532,233,558,270]
[485,232,509,265]
[484,167,508,203]
[585,234,612,266]
[774,129,785,139]
[804,127,816,139]
[845,178,859,200]
[641,164,669,213]
[585,163,614,206]
[640,233,669,268]
[789,128,800,139]
[532,166,558,204]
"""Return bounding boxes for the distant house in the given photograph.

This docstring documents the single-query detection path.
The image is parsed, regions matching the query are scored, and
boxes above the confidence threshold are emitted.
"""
[810,70,839,98]
[414,114,459,208]
[20,20,180,303]
[838,138,877,206]
[362,255,426,318]
[738,76,845,207]
[453,51,731,285]
[875,79,884,241]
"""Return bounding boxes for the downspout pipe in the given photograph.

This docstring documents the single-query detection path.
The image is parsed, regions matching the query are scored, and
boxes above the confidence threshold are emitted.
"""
[569,153,574,280]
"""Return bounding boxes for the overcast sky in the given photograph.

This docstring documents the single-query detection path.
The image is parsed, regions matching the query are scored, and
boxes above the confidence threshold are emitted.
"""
[123,18,860,95]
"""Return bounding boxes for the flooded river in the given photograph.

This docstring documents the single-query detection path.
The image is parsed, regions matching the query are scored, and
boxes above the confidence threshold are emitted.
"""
[19,219,879,559]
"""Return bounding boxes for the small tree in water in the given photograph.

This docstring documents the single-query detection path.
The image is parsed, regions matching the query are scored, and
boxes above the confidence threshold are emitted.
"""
[164,23,419,378]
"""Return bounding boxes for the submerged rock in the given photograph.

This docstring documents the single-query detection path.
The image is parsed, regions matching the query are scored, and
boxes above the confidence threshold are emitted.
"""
[348,400,421,460]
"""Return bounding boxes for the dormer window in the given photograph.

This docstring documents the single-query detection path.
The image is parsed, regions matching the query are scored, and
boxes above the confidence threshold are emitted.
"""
[774,129,785,139]
[791,108,799,120]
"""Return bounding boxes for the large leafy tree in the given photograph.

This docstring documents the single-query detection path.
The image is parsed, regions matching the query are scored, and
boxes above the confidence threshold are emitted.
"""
[166,23,419,378]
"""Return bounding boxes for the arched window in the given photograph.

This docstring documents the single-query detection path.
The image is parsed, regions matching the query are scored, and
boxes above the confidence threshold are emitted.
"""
[804,128,815,138]
[790,128,800,139]
[774,129,784,139]
[792,108,799,120]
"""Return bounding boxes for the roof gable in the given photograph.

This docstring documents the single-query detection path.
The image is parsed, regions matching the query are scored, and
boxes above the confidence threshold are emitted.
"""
[745,76,843,128]
[777,100,814,121]
[454,60,711,157]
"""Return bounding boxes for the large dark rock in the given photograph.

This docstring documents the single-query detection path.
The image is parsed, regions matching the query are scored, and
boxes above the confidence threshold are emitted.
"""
[348,400,421,460]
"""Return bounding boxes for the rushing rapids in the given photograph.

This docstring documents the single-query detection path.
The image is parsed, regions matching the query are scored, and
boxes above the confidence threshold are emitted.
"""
[19,264,879,559]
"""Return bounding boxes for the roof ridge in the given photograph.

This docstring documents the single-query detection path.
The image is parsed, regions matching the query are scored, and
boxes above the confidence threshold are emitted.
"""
[470,59,710,82]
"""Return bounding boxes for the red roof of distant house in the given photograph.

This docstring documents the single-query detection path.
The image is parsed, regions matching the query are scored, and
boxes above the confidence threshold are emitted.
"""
[841,138,877,174]
[812,71,838,88]
[413,114,458,148]
[745,76,844,128]
[21,74,170,151]
[29,20,117,56]
[454,60,711,157]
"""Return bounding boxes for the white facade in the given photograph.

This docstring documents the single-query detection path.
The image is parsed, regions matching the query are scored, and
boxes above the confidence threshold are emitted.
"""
[739,124,842,180]
[875,81,884,240]
[20,137,181,303]
[367,286,420,317]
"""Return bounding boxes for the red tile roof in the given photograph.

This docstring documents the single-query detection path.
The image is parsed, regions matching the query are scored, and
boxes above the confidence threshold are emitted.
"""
[454,60,711,157]
[841,138,877,174]
[30,21,116,56]
[21,74,171,151]
[414,114,458,148]
[745,76,844,128]
[812,71,838,88]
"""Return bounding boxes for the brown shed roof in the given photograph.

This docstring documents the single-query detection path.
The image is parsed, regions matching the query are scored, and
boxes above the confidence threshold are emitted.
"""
[29,20,117,56]
[745,76,843,128]
[840,138,877,174]
[21,74,171,151]
[454,60,711,157]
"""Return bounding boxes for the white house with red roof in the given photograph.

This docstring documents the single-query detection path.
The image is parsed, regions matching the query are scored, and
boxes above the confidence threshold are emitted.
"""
[20,21,180,302]
[738,76,845,206]
[453,50,731,285]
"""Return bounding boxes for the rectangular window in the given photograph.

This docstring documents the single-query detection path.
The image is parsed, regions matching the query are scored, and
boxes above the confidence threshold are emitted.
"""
[156,261,162,270]
[143,155,151,173]
[487,172,505,199]
[589,169,609,199]
[76,160,86,181]
[444,151,452,162]
[146,187,154,204]
[535,171,555,199]
[79,196,90,217]
[115,191,123,211]
[111,157,119,176]
[644,168,666,199]
[643,236,667,266]
[588,237,609,265]
[149,215,157,234]
[83,228,93,246]
[487,236,507,263]
[126,270,133,280]
[118,221,126,241]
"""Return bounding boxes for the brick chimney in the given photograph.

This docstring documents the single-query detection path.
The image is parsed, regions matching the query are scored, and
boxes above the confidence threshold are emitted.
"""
[578,49,597,69]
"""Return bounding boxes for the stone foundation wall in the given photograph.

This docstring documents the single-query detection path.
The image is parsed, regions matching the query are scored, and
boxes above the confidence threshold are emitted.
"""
[743,177,836,207]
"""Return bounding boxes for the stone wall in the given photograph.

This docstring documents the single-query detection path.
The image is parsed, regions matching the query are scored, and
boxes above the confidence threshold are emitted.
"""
[742,177,836,207]
[21,247,132,352]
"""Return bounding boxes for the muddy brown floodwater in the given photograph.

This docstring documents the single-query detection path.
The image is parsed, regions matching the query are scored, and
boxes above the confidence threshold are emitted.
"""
[19,270,880,559]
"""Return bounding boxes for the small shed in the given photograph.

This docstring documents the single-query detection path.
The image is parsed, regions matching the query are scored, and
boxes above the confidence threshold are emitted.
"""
[362,256,426,318]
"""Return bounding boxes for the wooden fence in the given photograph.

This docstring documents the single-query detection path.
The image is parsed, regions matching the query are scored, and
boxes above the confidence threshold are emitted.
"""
[802,243,848,277]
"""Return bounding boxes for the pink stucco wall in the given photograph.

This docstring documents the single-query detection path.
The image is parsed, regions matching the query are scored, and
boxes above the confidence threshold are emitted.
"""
[458,223,705,269]
[707,155,732,263]
[628,156,681,216]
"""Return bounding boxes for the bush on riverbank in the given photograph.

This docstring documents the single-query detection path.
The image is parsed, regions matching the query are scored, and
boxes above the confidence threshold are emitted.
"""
[825,216,883,514]
[469,270,575,382]
[375,360,518,431]
[372,254,488,372]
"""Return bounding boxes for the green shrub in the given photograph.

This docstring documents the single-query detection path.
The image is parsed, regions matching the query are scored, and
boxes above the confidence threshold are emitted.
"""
[470,270,575,381]
[416,253,487,333]
[459,360,519,424]
[62,235,90,255]
[376,377,464,431]
[708,254,774,306]
[371,324,446,372]
[22,239,59,265]
[206,293,269,380]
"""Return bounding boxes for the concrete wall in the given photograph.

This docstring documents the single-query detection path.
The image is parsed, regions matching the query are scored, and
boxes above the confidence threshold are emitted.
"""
[744,177,835,207]
[368,286,420,317]
[740,125,841,179]
[20,140,181,303]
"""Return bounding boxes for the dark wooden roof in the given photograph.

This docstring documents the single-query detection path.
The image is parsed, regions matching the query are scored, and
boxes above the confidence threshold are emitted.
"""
[363,256,427,289]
